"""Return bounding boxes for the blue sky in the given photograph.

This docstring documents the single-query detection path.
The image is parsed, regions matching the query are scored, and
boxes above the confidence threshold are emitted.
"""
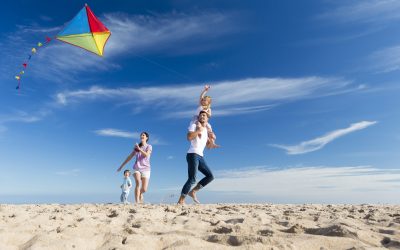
[0,0,399,204]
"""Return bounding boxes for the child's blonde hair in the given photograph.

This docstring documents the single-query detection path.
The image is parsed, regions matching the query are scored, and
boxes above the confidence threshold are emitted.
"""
[202,96,212,108]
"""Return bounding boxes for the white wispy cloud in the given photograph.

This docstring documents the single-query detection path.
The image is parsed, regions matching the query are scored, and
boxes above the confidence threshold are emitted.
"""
[208,165,400,203]
[1,11,238,83]
[271,121,377,155]
[94,128,140,139]
[55,76,355,117]
[301,1,400,46]
[0,112,41,123]
[318,0,400,24]
[168,104,276,118]
[15,25,61,34]
[368,45,400,73]
[94,128,165,145]
[103,11,238,56]
[0,110,49,133]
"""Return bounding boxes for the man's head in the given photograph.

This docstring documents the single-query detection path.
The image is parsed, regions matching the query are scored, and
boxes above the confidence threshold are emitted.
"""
[198,110,209,124]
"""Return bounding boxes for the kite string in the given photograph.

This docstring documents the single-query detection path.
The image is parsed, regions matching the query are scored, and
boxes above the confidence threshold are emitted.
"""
[15,39,196,89]
[134,55,196,83]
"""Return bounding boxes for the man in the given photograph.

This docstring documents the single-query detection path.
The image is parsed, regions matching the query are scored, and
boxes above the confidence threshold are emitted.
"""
[178,110,215,204]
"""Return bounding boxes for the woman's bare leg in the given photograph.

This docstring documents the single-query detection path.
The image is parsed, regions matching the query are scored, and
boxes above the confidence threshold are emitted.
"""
[139,177,149,203]
[133,172,141,203]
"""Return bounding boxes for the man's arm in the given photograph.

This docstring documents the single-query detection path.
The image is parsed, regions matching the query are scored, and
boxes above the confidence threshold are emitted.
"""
[187,123,204,141]
[187,131,200,141]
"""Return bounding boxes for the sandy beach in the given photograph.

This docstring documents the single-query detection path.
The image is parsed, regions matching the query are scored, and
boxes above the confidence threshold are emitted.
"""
[0,203,399,249]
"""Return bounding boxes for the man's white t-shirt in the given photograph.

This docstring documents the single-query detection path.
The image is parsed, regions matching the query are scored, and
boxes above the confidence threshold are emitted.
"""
[187,122,210,157]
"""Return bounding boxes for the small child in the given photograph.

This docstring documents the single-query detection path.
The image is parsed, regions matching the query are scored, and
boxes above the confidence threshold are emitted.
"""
[194,85,219,149]
[120,170,132,204]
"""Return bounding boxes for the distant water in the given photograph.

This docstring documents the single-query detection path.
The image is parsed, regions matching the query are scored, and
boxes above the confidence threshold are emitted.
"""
[0,194,120,204]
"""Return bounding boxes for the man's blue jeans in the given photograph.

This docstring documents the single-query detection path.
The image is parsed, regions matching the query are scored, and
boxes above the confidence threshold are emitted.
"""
[181,153,214,196]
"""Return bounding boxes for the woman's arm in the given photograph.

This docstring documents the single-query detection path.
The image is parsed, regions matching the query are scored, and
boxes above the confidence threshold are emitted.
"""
[135,144,152,158]
[116,150,136,172]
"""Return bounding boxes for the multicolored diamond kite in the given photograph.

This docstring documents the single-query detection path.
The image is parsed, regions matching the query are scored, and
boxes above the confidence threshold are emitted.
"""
[56,4,111,56]
[14,4,111,90]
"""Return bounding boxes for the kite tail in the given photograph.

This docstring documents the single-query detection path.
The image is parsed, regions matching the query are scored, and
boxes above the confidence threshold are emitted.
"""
[14,36,53,90]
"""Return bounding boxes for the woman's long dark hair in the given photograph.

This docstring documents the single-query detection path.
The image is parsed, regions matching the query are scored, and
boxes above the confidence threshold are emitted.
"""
[138,132,149,147]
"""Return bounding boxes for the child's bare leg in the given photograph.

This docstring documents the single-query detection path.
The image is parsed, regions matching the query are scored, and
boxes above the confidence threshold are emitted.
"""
[206,132,220,148]
[207,140,219,148]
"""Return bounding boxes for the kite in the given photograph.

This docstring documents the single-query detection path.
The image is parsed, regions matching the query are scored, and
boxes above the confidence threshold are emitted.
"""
[14,4,111,90]
[56,4,111,56]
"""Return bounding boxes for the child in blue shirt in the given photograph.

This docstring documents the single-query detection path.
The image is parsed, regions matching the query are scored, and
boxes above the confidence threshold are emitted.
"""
[120,170,132,204]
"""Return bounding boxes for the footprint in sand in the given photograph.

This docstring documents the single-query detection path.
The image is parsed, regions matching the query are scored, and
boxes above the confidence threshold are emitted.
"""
[124,227,135,234]
[378,229,396,235]
[179,211,189,216]
[393,217,400,224]
[305,224,357,238]
[107,210,118,218]
[283,210,294,216]
[213,226,233,234]
[225,218,244,224]
[206,235,228,245]
[364,214,375,220]
[164,207,178,213]
[209,220,220,226]
[216,206,233,212]
[381,237,400,248]
[281,224,305,234]
[227,236,243,246]
[258,229,274,236]
[206,234,266,247]
[277,221,290,227]
[122,237,127,245]
[132,222,141,228]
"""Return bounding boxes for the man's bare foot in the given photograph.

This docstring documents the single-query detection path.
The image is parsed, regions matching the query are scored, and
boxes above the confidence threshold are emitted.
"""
[177,195,185,205]
[188,190,200,204]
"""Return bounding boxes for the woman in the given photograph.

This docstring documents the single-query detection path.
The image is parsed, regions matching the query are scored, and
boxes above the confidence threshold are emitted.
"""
[117,132,152,203]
